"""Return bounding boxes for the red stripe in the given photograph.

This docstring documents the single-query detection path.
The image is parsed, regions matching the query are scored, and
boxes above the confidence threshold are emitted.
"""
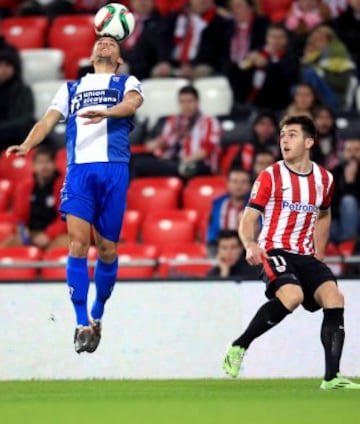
[297,171,316,254]
[263,258,277,282]
[223,198,231,228]
[319,165,331,208]
[179,20,194,63]
[265,163,282,251]
[281,171,300,250]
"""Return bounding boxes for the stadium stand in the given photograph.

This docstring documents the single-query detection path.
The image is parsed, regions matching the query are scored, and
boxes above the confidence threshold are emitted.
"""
[20,48,64,84]
[137,78,189,128]
[119,210,142,243]
[0,246,42,281]
[0,179,13,212]
[0,150,33,185]
[1,16,49,49]
[127,177,183,214]
[30,80,66,120]
[0,211,16,243]
[48,15,96,79]
[117,243,158,279]
[193,76,234,117]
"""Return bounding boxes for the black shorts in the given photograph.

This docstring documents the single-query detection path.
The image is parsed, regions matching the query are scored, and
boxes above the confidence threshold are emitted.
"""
[258,249,337,312]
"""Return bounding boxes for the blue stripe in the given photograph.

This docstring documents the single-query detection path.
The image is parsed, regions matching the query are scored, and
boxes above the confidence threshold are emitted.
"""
[66,80,81,165]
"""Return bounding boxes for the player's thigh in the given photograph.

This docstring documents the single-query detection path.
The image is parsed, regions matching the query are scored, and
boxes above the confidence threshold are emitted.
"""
[66,214,92,256]
[93,227,118,263]
[276,284,304,311]
[94,163,129,243]
[313,281,344,309]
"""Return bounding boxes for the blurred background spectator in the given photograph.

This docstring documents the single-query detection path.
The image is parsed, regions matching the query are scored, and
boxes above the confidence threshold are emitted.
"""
[0,36,35,152]
[207,167,251,245]
[207,229,256,278]
[152,0,231,79]
[284,82,319,117]
[301,24,355,111]
[17,0,73,18]
[0,146,67,250]
[224,0,269,105]
[330,138,360,245]
[131,85,221,178]
[251,147,275,178]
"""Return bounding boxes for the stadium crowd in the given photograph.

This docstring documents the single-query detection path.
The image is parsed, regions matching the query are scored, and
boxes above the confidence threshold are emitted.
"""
[0,0,359,280]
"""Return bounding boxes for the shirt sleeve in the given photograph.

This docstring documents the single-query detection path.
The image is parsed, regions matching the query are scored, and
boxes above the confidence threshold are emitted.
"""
[47,82,69,120]
[320,173,335,210]
[247,170,272,213]
[124,76,144,99]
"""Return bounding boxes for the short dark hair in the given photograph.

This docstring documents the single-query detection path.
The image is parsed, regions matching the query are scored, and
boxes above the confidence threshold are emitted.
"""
[279,115,317,143]
[32,145,56,162]
[217,229,242,245]
[228,166,251,179]
[178,85,199,99]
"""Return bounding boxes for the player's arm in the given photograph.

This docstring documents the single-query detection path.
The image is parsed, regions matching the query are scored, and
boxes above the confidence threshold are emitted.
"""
[313,208,331,261]
[239,207,268,266]
[78,91,143,124]
[6,109,62,157]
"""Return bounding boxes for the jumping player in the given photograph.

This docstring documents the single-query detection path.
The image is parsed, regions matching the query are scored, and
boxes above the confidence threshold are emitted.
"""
[6,36,143,354]
[223,115,360,389]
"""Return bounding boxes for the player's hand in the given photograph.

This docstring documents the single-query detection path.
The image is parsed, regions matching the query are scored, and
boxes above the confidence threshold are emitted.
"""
[245,242,269,266]
[5,144,30,157]
[77,109,107,124]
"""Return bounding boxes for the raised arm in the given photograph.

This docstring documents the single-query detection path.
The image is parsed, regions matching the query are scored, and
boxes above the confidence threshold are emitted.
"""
[6,109,62,157]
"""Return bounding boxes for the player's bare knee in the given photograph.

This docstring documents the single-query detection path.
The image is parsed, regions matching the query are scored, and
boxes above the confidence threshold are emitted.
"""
[69,239,90,257]
[277,285,304,311]
[97,243,117,263]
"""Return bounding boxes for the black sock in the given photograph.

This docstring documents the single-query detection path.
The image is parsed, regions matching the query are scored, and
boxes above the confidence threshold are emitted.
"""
[321,308,345,381]
[232,297,291,349]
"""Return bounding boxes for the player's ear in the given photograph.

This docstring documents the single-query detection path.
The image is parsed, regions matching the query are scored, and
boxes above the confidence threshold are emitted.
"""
[305,137,314,149]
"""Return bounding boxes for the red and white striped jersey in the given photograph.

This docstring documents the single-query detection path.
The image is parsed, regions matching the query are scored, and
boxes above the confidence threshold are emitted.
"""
[247,160,334,255]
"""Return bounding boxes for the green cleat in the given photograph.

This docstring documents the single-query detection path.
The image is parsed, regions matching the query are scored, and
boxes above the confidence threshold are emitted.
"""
[320,373,360,390]
[223,345,246,378]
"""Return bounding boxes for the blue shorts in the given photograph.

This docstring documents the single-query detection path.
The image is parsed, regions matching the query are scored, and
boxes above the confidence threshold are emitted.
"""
[60,162,129,242]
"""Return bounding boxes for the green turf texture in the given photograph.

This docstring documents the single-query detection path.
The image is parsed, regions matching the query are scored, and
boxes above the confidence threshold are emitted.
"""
[0,379,359,424]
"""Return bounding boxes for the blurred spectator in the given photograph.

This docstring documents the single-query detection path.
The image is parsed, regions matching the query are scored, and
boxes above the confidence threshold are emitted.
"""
[152,0,232,79]
[0,0,22,17]
[312,105,343,169]
[131,85,221,178]
[0,37,35,152]
[155,0,187,15]
[324,0,347,17]
[225,0,269,104]
[0,146,68,250]
[230,110,279,170]
[301,25,356,111]
[207,168,252,245]
[255,0,293,23]
[207,229,256,278]
[284,82,318,117]
[252,147,275,178]
[330,138,360,244]
[17,0,73,18]
[73,0,111,13]
[285,0,331,33]
[331,0,360,79]
[240,23,299,111]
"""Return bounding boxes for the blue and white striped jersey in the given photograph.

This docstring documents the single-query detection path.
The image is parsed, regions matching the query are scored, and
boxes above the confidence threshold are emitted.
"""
[49,73,143,164]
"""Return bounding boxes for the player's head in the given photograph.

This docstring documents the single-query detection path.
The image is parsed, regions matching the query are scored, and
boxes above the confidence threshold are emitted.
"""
[279,115,317,162]
[32,146,57,182]
[227,167,252,201]
[216,230,244,267]
[91,36,123,72]
[178,85,200,118]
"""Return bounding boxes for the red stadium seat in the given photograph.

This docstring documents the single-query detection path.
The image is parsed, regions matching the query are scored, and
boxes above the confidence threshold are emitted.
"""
[41,246,97,280]
[0,151,34,185]
[0,179,13,211]
[48,15,97,79]
[145,209,199,226]
[117,243,158,279]
[0,212,16,242]
[127,177,183,214]
[0,246,42,281]
[119,210,141,243]
[142,214,196,249]
[183,176,227,217]
[158,243,212,277]
[1,16,49,49]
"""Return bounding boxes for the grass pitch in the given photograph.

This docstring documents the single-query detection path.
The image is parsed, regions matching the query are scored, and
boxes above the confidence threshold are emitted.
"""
[0,379,359,424]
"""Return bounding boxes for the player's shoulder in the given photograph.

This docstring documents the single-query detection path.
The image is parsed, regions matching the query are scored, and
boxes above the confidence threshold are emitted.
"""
[312,161,334,181]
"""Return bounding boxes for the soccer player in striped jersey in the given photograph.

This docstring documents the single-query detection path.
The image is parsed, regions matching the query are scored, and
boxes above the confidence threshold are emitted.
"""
[223,115,360,389]
[6,36,144,354]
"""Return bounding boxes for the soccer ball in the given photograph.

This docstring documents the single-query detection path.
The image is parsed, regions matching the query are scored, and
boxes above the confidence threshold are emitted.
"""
[94,3,135,43]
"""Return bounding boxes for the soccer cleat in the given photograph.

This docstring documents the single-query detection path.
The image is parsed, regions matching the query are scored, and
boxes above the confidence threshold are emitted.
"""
[223,345,246,378]
[86,320,102,353]
[74,326,93,354]
[320,373,360,390]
